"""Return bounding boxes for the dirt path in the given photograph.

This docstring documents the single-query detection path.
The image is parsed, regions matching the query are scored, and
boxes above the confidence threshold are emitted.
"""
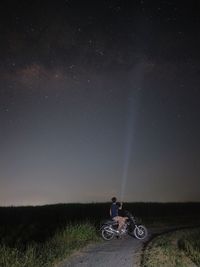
[57,227,181,267]
[58,235,146,267]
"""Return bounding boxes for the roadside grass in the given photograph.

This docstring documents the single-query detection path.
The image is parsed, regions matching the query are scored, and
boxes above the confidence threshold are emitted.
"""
[142,227,200,267]
[0,222,100,267]
[178,228,200,266]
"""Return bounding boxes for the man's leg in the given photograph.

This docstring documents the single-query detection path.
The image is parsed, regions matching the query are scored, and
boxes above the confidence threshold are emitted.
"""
[113,216,122,231]
[113,216,128,231]
[116,216,124,231]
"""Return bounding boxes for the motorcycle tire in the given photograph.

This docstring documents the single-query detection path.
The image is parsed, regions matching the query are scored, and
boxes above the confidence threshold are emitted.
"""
[134,225,148,240]
[101,226,115,241]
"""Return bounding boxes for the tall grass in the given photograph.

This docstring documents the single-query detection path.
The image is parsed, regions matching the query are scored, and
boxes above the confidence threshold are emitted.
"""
[0,222,99,267]
[142,228,200,267]
[178,228,200,266]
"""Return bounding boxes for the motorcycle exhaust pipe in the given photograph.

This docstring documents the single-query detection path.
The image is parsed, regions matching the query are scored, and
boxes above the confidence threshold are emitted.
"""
[105,228,119,234]
[105,229,115,234]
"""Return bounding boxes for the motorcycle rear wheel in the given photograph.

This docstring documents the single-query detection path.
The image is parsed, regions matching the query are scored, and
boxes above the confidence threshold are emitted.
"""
[101,226,115,241]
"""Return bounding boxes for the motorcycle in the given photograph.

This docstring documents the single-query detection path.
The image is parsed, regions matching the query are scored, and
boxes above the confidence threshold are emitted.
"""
[100,210,148,241]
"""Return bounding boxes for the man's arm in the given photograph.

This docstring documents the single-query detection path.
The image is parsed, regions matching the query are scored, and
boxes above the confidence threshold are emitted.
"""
[119,202,123,210]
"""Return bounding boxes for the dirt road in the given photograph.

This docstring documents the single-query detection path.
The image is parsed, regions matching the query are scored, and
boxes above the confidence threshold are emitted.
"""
[58,235,146,267]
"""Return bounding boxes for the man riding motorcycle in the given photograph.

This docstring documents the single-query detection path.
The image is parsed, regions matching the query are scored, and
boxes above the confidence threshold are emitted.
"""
[110,197,128,233]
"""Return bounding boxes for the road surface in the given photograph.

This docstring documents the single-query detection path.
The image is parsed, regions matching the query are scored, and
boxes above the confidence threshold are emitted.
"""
[58,234,146,267]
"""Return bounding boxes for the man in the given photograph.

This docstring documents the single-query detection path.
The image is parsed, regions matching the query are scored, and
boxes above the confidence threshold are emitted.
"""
[110,197,127,233]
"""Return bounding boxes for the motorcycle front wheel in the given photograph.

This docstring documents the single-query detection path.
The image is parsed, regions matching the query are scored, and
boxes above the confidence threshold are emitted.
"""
[101,226,115,241]
[134,225,148,240]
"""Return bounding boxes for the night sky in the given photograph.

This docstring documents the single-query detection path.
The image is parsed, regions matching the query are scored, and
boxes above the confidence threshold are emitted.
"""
[0,0,200,206]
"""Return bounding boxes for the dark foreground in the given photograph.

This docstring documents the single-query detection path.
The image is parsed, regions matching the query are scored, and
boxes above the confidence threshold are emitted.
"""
[1,202,200,267]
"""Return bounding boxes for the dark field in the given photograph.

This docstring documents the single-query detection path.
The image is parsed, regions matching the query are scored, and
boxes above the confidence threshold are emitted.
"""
[1,202,200,248]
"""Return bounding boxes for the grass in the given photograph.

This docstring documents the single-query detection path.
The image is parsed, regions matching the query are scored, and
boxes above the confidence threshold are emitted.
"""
[142,227,200,267]
[178,228,200,266]
[0,222,100,267]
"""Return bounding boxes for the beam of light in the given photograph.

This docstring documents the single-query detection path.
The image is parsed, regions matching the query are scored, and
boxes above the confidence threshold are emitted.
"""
[120,95,135,201]
[120,62,145,201]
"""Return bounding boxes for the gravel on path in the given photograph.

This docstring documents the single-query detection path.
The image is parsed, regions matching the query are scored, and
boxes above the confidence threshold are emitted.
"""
[58,235,145,267]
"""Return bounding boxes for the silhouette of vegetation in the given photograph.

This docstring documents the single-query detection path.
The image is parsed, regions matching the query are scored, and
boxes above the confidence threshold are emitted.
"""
[1,202,200,247]
[0,202,200,267]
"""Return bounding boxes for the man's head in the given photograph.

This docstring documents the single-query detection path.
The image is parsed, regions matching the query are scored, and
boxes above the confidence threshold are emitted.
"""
[111,197,117,203]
